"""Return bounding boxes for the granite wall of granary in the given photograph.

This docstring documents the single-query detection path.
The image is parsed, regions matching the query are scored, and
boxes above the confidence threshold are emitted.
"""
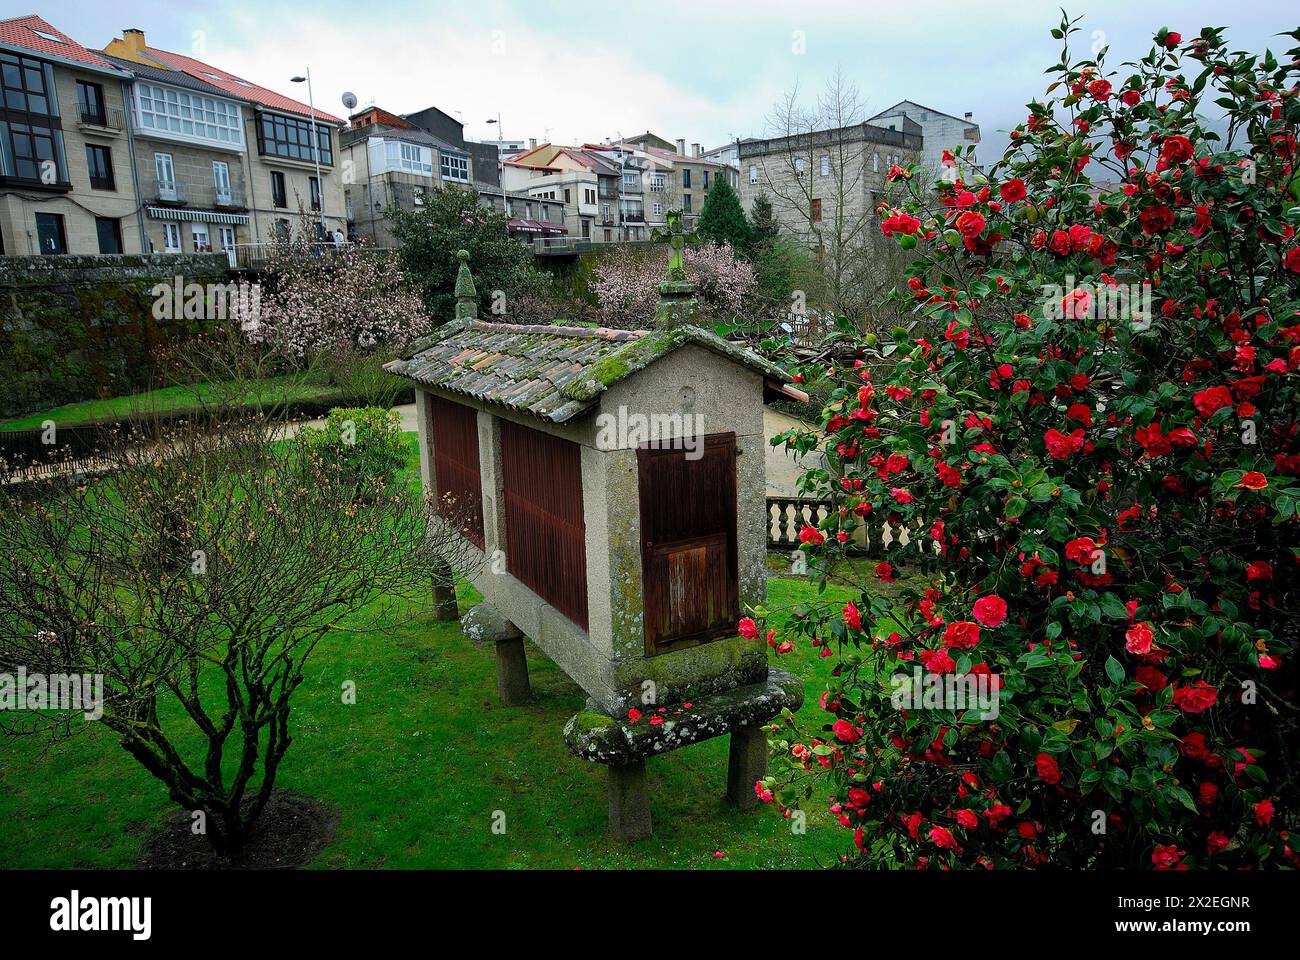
[0,253,230,418]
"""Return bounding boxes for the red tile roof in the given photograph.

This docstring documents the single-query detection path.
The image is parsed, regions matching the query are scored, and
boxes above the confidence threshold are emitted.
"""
[0,14,124,73]
[138,46,343,123]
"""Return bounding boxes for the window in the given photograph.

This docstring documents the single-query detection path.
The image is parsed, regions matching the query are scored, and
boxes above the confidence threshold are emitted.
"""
[872,153,879,173]
[162,222,181,253]
[500,420,588,630]
[428,395,484,549]
[749,164,758,184]
[682,169,691,188]
[703,170,710,189]
[413,185,425,206]
[795,157,805,176]
[213,160,231,203]
[35,212,66,254]
[652,201,663,217]
[85,144,114,190]
[136,82,242,146]
[811,198,823,223]
[622,172,639,190]
[309,176,321,211]
[95,217,122,254]
[683,193,692,212]
[76,80,105,124]
[0,53,69,186]
[821,155,830,177]
[439,153,469,182]
[256,111,332,165]
[31,30,65,44]
[384,140,433,174]
[154,152,177,199]
[217,225,236,254]
[582,219,590,239]
[191,222,210,252]
[270,170,286,208]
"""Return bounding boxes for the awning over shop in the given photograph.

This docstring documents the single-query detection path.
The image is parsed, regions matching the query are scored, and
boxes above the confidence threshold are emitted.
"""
[146,206,250,226]
[507,217,567,236]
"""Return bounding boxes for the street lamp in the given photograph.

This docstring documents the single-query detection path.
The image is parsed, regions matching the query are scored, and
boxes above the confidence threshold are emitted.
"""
[486,114,503,170]
[290,70,327,237]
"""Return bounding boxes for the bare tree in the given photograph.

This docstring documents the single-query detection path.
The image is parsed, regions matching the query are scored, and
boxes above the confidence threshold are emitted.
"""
[757,69,924,327]
[0,390,477,858]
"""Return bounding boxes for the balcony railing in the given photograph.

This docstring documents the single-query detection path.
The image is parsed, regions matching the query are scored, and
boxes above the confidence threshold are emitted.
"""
[78,107,124,130]
[533,237,592,256]
[214,186,246,208]
[622,211,646,223]
[155,180,187,203]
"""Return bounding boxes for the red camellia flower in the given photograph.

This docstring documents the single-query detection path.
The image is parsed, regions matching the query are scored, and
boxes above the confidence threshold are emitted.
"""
[1173,681,1219,713]
[833,719,861,744]
[627,708,642,723]
[1236,471,1268,490]
[955,210,986,237]
[799,524,826,545]
[1125,621,1155,655]
[1163,32,1182,48]
[1061,288,1092,319]
[999,178,1027,202]
[875,561,896,583]
[1255,799,1275,827]
[955,809,978,829]
[1284,247,1300,273]
[1045,428,1085,460]
[1035,753,1061,785]
[942,620,982,649]
[1192,385,1234,418]
[1160,134,1194,165]
[843,601,862,632]
[972,595,1007,628]
[1064,537,1100,564]
[1151,844,1184,869]
[738,618,759,640]
[930,825,960,850]
[1121,88,1142,106]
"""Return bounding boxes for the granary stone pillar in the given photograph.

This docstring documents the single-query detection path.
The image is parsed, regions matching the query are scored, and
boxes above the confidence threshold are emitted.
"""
[461,603,531,706]
[725,724,768,809]
[607,762,652,842]
[454,249,478,321]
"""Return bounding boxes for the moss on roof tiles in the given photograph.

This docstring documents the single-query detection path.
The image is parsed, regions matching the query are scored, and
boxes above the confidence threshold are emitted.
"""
[387,319,791,423]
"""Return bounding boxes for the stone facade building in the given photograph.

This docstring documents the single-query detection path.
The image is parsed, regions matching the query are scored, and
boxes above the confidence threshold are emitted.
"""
[867,100,981,176]
[0,15,142,256]
[737,119,924,245]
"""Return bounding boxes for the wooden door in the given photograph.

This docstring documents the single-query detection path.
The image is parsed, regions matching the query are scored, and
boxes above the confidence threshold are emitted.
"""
[637,433,739,656]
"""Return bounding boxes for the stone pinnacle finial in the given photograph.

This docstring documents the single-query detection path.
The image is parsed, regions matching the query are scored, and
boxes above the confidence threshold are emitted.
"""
[651,210,699,331]
[454,249,478,321]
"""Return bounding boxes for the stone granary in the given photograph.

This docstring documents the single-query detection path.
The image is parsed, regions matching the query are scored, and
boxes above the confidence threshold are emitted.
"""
[386,243,806,840]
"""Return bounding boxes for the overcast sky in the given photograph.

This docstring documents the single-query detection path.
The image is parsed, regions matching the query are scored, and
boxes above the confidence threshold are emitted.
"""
[15,0,1296,162]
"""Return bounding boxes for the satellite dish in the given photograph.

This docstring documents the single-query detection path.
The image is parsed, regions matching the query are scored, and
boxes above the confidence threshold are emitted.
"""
[341,91,358,110]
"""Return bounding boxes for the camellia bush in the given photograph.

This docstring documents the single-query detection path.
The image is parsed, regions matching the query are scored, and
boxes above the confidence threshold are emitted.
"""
[758,18,1300,868]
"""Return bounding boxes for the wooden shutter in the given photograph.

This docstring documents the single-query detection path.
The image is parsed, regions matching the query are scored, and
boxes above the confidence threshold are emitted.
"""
[428,394,484,548]
[499,419,589,630]
[637,433,739,656]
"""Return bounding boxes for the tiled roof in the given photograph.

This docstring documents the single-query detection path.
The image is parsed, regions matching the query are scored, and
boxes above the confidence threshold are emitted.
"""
[100,53,231,98]
[0,14,125,73]
[138,46,344,123]
[386,320,795,423]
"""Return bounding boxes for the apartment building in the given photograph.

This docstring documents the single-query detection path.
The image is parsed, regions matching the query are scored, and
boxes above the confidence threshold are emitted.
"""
[103,28,346,250]
[607,137,738,232]
[501,144,600,241]
[0,15,142,255]
[737,119,924,243]
[341,106,477,246]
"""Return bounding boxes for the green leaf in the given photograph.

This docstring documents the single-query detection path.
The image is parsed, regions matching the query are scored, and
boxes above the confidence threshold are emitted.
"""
[1105,655,1125,685]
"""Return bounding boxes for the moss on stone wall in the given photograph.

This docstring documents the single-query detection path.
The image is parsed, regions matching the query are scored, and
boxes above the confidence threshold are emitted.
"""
[0,254,229,418]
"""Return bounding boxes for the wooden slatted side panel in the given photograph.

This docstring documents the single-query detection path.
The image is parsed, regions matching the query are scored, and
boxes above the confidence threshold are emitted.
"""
[638,434,738,656]
[499,419,589,630]
[428,394,485,548]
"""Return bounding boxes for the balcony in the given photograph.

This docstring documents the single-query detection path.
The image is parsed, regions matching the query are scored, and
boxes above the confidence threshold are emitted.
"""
[77,107,124,134]
[214,185,247,210]
[155,180,187,204]
[533,237,592,257]
[622,211,646,224]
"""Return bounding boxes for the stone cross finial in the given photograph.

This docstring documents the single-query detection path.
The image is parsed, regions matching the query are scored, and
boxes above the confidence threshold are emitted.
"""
[454,249,478,321]
[651,210,699,330]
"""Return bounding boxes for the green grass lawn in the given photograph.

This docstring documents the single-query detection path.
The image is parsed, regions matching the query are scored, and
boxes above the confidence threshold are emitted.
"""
[0,433,885,869]
[0,376,345,431]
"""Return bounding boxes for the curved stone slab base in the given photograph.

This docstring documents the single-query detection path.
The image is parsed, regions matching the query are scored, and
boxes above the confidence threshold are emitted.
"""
[563,668,804,765]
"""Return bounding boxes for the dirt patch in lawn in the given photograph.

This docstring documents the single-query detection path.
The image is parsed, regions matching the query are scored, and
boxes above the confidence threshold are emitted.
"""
[137,791,337,870]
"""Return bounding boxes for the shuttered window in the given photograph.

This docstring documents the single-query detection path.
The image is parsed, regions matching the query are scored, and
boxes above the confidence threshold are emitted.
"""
[499,420,588,630]
[428,394,484,548]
